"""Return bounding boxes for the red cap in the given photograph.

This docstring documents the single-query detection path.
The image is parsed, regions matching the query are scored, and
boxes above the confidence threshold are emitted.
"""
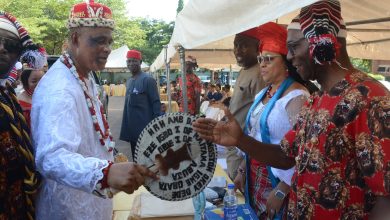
[258,22,288,55]
[127,50,142,60]
[238,26,261,41]
[67,0,114,29]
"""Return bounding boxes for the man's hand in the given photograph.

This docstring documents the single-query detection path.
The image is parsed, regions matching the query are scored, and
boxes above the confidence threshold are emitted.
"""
[192,107,244,146]
[107,162,158,194]
[370,196,390,220]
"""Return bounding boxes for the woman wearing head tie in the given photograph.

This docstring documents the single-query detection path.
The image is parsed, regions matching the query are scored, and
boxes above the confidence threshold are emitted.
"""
[17,44,47,127]
[233,22,316,219]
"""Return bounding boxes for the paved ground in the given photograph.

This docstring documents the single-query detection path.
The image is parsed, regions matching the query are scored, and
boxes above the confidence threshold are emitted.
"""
[107,96,133,160]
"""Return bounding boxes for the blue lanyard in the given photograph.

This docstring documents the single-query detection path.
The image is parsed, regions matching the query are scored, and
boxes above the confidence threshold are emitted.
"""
[242,77,294,210]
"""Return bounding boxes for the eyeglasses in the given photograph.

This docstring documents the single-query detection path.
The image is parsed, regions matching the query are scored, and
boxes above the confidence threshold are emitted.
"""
[257,54,282,64]
[0,36,22,54]
[287,37,306,56]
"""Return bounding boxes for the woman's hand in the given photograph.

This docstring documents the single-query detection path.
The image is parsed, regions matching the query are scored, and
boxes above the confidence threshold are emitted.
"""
[266,181,290,220]
[233,171,245,193]
[192,107,244,146]
[266,188,285,220]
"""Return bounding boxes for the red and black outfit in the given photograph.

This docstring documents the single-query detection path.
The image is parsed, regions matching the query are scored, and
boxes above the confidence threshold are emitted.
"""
[178,73,202,115]
[0,82,40,220]
[281,71,390,219]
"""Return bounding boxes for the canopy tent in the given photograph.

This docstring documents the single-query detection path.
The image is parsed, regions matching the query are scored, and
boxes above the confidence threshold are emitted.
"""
[150,36,240,71]
[150,0,390,71]
[105,45,149,72]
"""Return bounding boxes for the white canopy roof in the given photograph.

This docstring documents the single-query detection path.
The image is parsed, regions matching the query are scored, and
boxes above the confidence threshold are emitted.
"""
[150,0,390,71]
[105,45,149,70]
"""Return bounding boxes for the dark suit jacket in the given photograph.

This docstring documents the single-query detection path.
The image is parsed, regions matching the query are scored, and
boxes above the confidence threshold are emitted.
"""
[120,72,161,143]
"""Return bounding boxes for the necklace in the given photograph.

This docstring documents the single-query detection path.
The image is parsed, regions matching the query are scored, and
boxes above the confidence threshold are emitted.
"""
[295,91,324,174]
[60,52,114,152]
[266,84,279,98]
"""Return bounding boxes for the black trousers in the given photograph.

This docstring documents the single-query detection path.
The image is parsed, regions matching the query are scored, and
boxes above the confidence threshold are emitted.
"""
[130,140,137,161]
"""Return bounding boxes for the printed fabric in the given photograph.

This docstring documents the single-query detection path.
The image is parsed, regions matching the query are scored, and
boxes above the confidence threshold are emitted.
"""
[0,83,39,220]
[178,73,202,115]
[281,71,390,219]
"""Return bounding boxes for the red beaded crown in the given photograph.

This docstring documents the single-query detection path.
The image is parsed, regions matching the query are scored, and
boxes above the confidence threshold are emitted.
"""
[67,0,115,29]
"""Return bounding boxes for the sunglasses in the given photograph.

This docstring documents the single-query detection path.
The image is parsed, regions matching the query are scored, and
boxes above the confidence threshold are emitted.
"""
[287,37,306,56]
[0,36,23,54]
[257,54,282,64]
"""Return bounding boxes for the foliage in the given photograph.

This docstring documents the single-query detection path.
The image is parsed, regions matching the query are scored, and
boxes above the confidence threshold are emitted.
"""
[98,0,146,50]
[0,0,78,54]
[176,0,184,15]
[0,0,173,63]
[137,19,174,64]
[350,57,372,73]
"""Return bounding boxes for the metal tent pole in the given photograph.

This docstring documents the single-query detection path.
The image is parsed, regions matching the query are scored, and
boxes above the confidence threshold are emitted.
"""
[229,64,232,85]
[346,17,390,26]
[178,46,188,113]
[164,45,172,113]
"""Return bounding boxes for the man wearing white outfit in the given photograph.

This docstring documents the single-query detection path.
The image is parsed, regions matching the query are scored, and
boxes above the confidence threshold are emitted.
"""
[31,1,157,219]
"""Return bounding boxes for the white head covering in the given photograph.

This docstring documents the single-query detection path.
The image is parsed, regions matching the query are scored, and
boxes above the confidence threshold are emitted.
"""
[0,17,19,37]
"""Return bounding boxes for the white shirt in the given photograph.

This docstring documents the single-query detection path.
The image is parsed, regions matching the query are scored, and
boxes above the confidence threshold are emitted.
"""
[248,89,309,185]
[31,60,113,220]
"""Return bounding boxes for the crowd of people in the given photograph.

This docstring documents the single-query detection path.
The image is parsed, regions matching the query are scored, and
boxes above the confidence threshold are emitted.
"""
[0,0,389,220]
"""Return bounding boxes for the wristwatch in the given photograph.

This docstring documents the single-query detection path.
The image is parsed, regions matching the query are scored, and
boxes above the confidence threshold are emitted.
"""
[274,189,286,200]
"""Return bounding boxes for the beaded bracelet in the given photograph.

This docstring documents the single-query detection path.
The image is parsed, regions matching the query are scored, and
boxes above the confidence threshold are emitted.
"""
[100,161,114,189]
[93,161,114,199]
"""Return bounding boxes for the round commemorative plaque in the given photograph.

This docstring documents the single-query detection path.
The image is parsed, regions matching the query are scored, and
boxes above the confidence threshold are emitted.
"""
[135,112,217,201]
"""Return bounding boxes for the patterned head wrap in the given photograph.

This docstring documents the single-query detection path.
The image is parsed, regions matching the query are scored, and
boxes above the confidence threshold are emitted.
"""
[288,15,346,38]
[67,0,115,29]
[0,11,39,80]
[0,11,32,46]
[20,45,47,70]
[299,0,342,64]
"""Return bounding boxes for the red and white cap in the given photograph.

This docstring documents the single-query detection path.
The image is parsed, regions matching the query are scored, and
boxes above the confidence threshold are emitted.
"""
[67,0,115,29]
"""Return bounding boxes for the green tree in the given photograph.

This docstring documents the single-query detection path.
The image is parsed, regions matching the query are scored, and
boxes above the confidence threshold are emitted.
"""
[0,0,148,55]
[40,0,79,54]
[176,0,184,15]
[137,19,174,64]
[350,57,372,73]
[99,0,146,50]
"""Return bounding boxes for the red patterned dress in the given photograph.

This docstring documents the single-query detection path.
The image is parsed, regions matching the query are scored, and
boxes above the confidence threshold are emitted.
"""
[249,160,272,217]
[178,73,202,115]
[281,71,390,219]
